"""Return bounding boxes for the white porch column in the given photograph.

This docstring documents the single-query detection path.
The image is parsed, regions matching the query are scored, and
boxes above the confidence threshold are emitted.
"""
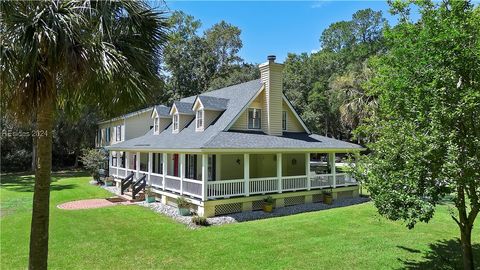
[136,151,140,178]
[202,154,208,201]
[329,152,336,188]
[305,152,311,190]
[125,152,130,173]
[180,153,185,195]
[244,153,250,196]
[148,152,152,185]
[162,153,167,190]
[277,153,282,193]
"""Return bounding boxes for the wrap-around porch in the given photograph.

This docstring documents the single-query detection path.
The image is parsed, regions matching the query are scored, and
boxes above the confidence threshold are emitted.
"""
[109,151,357,201]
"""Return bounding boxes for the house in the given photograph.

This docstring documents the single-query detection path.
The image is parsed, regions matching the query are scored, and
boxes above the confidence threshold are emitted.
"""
[96,107,154,148]
[107,55,364,217]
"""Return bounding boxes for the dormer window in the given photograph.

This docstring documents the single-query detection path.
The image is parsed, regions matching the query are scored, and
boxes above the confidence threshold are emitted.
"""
[196,109,204,131]
[173,114,179,133]
[248,108,261,129]
[154,117,160,134]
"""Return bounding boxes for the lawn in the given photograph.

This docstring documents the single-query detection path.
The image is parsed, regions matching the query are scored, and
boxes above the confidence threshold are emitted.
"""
[1,172,479,269]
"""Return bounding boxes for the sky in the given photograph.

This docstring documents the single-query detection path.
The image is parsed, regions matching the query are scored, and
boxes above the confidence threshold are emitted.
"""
[157,1,405,64]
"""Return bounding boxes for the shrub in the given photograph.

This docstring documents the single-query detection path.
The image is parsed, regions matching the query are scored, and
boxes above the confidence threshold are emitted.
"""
[191,215,208,226]
[263,196,274,204]
[176,196,190,208]
[80,148,108,181]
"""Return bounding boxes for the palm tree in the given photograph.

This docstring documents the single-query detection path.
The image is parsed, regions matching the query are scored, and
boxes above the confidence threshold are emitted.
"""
[0,1,168,269]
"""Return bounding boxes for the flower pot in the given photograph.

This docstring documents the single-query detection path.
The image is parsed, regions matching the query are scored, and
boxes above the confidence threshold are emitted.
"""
[262,204,273,213]
[323,194,333,205]
[145,196,155,203]
[178,207,190,216]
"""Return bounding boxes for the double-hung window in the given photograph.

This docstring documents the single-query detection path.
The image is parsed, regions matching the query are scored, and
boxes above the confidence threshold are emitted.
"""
[116,126,122,141]
[196,110,204,130]
[106,127,111,143]
[248,108,261,129]
[185,154,197,180]
[173,114,179,132]
[154,117,159,134]
[111,152,117,167]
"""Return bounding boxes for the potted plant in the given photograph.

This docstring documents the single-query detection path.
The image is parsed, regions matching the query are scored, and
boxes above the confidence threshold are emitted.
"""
[176,196,191,216]
[323,190,333,205]
[262,196,274,212]
[144,186,155,203]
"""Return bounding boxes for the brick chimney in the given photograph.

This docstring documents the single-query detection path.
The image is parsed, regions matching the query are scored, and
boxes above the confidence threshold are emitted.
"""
[259,55,284,136]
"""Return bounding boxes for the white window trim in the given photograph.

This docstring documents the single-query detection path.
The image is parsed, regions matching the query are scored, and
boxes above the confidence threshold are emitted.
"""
[282,111,287,131]
[173,114,179,133]
[154,117,160,134]
[196,109,204,131]
[248,108,261,130]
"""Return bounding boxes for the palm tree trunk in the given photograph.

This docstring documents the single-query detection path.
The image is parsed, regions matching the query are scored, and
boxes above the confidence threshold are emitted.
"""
[31,135,37,172]
[29,92,54,270]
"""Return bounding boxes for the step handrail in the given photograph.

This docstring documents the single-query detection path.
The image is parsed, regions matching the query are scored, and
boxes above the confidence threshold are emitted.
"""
[120,172,134,195]
[132,174,147,199]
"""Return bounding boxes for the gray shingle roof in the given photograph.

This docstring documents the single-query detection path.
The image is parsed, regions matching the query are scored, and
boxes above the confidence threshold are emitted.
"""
[172,101,195,115]
[195,96,229,111]
[107,79,364,151]
[154,105,170,118]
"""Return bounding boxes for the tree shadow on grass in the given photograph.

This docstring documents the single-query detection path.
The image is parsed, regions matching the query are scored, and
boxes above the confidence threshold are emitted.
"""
[397,239,480,269]
[0,172,83,193]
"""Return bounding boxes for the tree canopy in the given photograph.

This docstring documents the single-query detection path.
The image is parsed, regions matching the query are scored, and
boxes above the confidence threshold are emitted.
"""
[354,1,480,269]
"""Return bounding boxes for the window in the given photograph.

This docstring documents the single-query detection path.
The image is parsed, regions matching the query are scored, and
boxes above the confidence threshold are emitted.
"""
[116,125,122,141]
[208,154,216,181]
[119,152,125,168]
[248,108,261,129]
[154,117,159,134]
[173,114,179,132]
[185,154,197,179]
[139,153,148,172]
[106,127,111,143]
[282,111,287,131]
[152,153,163,174]
[111,151,117,167]
[196,110,204,130]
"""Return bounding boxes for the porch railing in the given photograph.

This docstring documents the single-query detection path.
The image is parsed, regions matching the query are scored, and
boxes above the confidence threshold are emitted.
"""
[282,175,308,191]
[150,173,163,188]
[310,174,334,189]
[164,176,181,193]
[249,177,278,195]
[109,165,357,200]
[207,179,244,199]
[182,178,202,198]
[205,174,356,199]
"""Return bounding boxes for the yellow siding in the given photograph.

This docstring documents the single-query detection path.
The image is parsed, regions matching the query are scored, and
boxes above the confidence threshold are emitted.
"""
[230,90,266,130]
[219,154,244,180]
[204,110,221,128]
[282,101,305,132]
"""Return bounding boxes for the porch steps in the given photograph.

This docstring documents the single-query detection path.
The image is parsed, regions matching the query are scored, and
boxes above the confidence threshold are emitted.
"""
[118,191,145,202]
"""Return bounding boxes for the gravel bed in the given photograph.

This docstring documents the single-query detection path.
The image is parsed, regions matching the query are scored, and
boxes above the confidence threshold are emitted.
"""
[138,197,370,229]
[101,185,119,195]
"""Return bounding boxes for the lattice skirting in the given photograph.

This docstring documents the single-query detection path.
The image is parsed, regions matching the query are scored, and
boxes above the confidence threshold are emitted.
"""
[312,194,323,203]
[284,196,305,206]
[215,202,242,216]
[252,200,264,211]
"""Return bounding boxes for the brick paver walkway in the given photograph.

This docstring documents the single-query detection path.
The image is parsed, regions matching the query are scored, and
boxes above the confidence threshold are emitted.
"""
[57,198,134,210]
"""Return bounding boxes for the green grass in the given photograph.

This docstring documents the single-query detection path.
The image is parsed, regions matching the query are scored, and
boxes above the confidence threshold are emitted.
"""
[1,172,479,269]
